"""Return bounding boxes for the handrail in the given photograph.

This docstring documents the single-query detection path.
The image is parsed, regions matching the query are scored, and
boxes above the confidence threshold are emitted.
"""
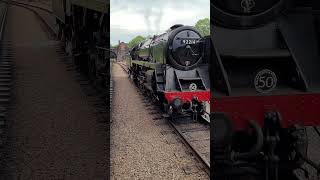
[0,1,8,41]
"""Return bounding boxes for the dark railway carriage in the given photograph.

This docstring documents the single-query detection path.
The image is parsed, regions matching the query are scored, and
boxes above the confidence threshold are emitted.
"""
[210,0,320,180]
[52,0,66,23]
[130,25,210,121]
[52,0,109,88]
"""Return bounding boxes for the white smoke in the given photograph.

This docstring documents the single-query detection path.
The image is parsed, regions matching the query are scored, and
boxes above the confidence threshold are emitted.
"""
[110,0,209,44]
[111,0,193,34]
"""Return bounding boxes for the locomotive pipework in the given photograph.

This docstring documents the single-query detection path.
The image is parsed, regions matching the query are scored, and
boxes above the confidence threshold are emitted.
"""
[211,0,320,179]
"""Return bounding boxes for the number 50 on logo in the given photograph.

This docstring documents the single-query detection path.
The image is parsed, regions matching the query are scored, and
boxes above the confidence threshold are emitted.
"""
[254,69,277,93]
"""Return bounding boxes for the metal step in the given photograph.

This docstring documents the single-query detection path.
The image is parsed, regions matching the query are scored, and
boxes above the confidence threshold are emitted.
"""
[0,98,10,104]
[0,87,10,92]
[0,75,11,78]
[178,77,202,81]
[0,67,11,70]
[0,83,12,87]
[0,93,10,98]
[0,71,11,75]
[0,79,11,83]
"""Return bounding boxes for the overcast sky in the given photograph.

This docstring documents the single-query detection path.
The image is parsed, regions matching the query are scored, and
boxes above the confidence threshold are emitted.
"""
[110,0,210,45]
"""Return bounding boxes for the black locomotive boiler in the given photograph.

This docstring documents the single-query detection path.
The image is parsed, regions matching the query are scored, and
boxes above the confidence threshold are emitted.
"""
[210,0,320,180]
[129,25,210,121]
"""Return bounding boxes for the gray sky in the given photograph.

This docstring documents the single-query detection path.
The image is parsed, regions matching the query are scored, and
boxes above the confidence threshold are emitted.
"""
[110,0,210,45]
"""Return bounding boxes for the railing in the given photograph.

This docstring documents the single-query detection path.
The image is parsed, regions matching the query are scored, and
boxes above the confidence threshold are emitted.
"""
[0,1,8,41]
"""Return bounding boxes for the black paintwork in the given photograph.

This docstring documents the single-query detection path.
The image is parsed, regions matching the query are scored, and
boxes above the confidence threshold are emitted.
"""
[210,1,320,180]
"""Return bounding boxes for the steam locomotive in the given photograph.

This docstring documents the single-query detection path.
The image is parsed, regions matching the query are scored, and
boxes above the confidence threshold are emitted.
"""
[129,25,210,121]
[52,0,109,89]
[210,0,320,180]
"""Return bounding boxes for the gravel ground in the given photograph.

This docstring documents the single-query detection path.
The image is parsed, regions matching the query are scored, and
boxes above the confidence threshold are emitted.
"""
[110,63,209,180]
[1,5,109,179]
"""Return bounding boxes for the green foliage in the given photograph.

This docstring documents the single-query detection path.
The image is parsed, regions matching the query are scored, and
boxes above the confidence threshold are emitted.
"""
[128,35,146,48]
[195,18,210,36]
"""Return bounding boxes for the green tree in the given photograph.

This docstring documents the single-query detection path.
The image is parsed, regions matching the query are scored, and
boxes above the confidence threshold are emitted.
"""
[195,18,210,36]
[128,35,146,48]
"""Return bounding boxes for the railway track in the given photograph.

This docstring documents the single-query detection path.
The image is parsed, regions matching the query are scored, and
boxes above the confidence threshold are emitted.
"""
[168,119,210,173]
[0,2,110,178]
[8,0,52,13]
[2,0,110,125]
[5,0,110,126]
[117,61,210,173]
[0,0,57,37]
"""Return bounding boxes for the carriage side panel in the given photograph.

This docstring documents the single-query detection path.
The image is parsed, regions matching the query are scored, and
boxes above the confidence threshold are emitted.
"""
[52,0,65,23]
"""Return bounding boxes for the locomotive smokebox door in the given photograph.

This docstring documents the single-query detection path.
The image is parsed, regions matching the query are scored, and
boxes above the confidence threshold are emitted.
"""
[167,26,203,71]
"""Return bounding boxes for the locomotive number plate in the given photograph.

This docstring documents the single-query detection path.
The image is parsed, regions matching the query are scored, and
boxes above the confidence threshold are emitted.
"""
[181,39,197,45]
[254,69,277,93]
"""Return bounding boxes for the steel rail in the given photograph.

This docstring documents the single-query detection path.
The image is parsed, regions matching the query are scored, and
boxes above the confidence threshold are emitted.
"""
[0,0,57,37]
[117,62,129,73]
[10,0,52,13]
[168,120,210,173]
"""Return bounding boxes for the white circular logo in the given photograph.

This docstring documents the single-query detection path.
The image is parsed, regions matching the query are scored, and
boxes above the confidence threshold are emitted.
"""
[241,0,255,13]
[254,69,277,93]
[189,83,198,91]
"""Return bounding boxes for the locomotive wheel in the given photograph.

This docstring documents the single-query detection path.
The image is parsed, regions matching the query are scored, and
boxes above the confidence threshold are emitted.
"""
[211,0,288,28]
[71,32,81,69]
[65,30,75,57]
[56,22,62,41]
[79,55,89,74]
[60,27,66,48]
[88,55,102,90]
[65,38,72,57]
